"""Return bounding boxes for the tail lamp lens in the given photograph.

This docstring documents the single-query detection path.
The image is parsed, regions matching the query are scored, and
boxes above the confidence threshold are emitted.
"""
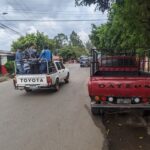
[101,96,107,101]
[143,98,148,103]
[95,96,100,101]
[47,76,52,85]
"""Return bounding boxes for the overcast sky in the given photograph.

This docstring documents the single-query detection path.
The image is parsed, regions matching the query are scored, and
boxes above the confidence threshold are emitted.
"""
[0,0,107,51]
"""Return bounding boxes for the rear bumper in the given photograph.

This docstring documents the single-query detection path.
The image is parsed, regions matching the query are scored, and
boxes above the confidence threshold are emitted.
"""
[91,102,150,110]
[15,85,53,90]
[80,63,90,67]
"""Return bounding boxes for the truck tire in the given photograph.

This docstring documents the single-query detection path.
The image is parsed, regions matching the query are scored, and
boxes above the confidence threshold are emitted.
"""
[54,79,60,91]
[64,73,69,83]
[143,110,150,116]
[91,107,104,116]
[25,88,32,93]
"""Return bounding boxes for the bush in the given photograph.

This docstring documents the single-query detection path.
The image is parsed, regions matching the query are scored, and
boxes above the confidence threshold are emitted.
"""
[5,61,15,74]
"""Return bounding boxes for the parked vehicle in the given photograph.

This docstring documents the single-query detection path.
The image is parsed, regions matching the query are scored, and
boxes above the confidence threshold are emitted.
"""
[88,49,150,115]
[80,57,90,67]
[13,60,69,92]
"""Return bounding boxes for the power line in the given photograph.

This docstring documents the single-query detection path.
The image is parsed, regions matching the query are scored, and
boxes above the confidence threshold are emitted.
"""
[0,25,5,29]
[0,19,107,22]
[0,9,22,36]
[0,23,22,35]
[0,10,104,15]
[1,10,103,16]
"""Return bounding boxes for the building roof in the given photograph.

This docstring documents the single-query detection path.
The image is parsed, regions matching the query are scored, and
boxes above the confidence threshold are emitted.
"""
[0,50,15,56]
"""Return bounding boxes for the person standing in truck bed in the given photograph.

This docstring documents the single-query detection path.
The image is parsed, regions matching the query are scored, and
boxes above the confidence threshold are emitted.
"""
[39,45,52,74]
[15,48,24,74]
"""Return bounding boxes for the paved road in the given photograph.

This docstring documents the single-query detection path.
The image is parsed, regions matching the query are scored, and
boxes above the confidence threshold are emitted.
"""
[0,64,105,150]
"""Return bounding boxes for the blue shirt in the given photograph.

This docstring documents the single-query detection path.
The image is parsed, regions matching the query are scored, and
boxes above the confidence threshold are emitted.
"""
[39,49,52,62]
[15,50,23,63]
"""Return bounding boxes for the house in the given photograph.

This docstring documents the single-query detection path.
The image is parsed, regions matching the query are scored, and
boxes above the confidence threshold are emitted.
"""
[0,50,15,75]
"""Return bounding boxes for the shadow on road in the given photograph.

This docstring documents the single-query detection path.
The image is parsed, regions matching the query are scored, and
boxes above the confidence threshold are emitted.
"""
[84,104,109,150]
[84,104,150,150]
[21,82,68,97]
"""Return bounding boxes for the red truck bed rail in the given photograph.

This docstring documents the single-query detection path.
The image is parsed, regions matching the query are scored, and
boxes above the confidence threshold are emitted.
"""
[90,49,150,77]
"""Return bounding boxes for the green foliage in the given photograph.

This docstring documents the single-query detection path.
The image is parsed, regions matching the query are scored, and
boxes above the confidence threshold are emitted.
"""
[5,61,14,74]
[58,31,87,61]
[54,33,68,48]
[75,0,124,11]
[70,31,84,48]
[85,40,93,52]
[89,0,150,54]
[59,46,87,62]
[11,31,56,52]
[11,30,87,61]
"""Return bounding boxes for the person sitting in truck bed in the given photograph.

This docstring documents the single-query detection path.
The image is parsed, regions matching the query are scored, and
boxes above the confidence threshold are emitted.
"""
[15,48,24,74]
[39,46,52,74]
[24,44,39,74]
[24,44,37,59]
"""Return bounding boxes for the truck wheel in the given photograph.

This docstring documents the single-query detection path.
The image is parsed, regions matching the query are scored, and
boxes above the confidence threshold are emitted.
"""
[54,79,60,91]
[143,110,150,116]
[64,73,69,83]
[25,88,32,93]
[91,107,104,116]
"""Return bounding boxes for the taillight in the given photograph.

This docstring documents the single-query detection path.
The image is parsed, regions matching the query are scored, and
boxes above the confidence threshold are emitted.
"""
[13,76,16,81]
[46,76,52,85]
[13,76,17,88]
[142,98,148,103]
[95,96,100,101]
[94,96,107,101]
[101,96,107,101]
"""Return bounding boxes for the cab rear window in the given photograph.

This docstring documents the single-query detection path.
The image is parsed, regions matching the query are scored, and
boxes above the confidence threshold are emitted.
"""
[101,57,137,67]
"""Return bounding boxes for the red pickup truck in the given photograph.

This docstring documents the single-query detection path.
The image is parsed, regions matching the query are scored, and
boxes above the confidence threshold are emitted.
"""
[88,49,150,115]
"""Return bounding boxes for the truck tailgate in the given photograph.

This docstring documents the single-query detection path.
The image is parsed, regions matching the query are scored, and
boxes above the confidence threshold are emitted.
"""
[16,75,47,86]
[89,77,150,98]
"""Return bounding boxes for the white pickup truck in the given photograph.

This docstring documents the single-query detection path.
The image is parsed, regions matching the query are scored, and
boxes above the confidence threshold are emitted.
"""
[13,61,70,92]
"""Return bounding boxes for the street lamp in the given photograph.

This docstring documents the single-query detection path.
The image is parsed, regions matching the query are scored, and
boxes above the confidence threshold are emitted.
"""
[1,12,8,15]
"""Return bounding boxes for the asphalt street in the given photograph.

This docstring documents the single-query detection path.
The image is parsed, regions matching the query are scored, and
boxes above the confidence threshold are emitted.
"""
[0,64,106,150]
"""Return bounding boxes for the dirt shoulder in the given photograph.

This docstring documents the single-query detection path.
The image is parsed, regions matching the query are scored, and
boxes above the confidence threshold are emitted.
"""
[101,111,150,150]
[0,74,13,82]
[0,75,10,82]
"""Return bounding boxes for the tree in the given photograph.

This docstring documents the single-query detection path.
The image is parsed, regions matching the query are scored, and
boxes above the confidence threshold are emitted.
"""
[54,33,68,48]
[59,45,87,62]
[11,31,56,52]
[85,40,93,52]
[75,0,124,11]
[70,31,84,48]
[88,0,150,54]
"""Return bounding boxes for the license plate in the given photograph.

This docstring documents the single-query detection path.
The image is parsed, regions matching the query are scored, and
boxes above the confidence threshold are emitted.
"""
[26,85,37,89]
[117,99,131,104]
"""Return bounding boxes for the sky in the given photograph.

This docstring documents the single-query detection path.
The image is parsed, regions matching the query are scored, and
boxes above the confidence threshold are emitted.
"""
[0,0,108,51]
